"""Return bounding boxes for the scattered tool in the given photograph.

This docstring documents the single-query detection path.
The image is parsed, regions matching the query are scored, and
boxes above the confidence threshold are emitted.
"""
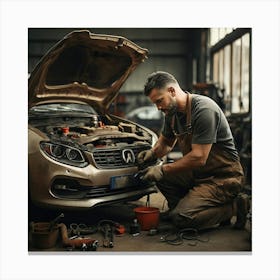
[160,228,209,246]
[59,223,98,251]
[115,223,126,235]
[69,223,97,236]
[129,219,140,236]
[49,213,64,231]
[97,219,125,234]
[97,219,126,248]
[147,228,158,236]
[101,224,114,248]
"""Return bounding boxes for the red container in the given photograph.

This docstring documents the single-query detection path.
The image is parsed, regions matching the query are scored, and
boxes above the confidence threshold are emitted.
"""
[62,127,69,135]
[134,207,160,231]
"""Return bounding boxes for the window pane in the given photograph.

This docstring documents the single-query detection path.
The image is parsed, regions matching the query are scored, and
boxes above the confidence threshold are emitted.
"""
[232,38,241,113]
[241,33,250,113]
[219,28,226,40]
[218,49,224,89]
[213,52,219,83]
[225,28,233,35]
[210,28,219,46]
[223,45,231,115]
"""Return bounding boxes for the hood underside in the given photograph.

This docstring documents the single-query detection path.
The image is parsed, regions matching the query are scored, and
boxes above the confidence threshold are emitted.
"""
[28,30,148,112]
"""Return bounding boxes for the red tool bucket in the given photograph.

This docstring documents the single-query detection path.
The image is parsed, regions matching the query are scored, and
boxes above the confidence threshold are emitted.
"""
[134,207,160,231]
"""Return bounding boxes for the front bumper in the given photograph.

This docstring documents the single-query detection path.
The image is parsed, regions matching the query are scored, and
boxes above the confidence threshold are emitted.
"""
[32,185,157,210]
[29,146,159,210]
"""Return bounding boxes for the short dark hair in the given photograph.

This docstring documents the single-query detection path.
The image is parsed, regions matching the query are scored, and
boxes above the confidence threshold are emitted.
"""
[143,71,178,96]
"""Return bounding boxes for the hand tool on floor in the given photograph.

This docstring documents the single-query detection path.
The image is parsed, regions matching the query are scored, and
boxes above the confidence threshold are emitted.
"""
[102,223,114,248]
[49,213,64,231]
[129,219,140,236]
[69,223,97,236]
[97,219,126,247]
[114,223,126,235]
[97,219,125,235]
[59,223,98,251]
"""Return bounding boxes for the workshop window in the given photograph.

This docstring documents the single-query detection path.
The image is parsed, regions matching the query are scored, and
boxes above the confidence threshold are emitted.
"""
[232,38,241,113]
[223,45,231,113]
[210,28,234,46]
[213,52,219,83]
[218,48,224,91]
[241,33,250,113]
[210,29,251,115]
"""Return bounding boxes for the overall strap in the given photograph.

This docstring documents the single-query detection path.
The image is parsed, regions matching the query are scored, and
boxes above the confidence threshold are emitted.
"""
[171,92,192,136]
[186,91,192,129]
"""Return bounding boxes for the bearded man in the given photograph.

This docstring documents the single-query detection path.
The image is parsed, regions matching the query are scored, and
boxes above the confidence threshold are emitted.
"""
[138,71,248,230]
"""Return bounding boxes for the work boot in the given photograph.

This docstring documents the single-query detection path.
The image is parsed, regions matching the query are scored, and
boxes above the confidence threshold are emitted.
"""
[233,193,250,229]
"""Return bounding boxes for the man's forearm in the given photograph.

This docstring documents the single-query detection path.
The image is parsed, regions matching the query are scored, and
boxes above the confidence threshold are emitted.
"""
[162,150,206,174]
[152,142,172,158]
[152,135,176,158]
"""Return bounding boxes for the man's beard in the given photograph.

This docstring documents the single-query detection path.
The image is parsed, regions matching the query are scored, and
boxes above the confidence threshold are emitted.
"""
[165,98,177,116]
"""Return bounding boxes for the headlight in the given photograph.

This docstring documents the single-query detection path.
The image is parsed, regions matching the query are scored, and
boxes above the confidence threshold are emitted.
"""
[40,142,88,167]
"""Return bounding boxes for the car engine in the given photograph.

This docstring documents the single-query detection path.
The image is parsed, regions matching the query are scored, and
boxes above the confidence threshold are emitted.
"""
[29,114,153,152]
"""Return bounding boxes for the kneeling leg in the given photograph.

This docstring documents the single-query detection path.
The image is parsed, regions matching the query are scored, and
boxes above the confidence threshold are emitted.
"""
[170,184,234,230]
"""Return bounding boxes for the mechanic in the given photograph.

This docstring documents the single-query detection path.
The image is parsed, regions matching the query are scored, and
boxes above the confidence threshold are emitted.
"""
[138,71,248,230]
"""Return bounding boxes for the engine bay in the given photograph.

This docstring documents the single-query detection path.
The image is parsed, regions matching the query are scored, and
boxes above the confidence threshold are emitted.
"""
[29,114,153,151]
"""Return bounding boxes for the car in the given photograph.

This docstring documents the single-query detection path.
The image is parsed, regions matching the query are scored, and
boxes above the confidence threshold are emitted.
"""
[28,30,160,210]
[126,106,164,136]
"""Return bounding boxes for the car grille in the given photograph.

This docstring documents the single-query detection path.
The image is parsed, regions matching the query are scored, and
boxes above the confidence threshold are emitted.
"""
[92,145,150,169]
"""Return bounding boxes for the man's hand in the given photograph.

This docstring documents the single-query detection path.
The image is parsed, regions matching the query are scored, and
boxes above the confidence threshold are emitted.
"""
[137,149,156,166]
[142,165,164,182]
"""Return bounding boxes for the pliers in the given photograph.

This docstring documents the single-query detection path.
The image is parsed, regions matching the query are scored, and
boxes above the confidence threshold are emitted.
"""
[69,223,97,237]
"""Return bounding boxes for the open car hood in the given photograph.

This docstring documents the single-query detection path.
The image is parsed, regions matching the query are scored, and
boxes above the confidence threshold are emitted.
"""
[28,30,148,112]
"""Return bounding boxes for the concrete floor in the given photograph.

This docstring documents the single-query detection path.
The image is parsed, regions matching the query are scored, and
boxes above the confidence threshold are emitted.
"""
[28,191,251,253]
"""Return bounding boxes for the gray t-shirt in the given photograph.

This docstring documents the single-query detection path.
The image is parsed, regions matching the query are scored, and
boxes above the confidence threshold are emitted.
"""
[162,94,239,160]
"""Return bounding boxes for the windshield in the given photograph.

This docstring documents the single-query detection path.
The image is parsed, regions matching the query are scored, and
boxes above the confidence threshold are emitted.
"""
[29,103,97,114]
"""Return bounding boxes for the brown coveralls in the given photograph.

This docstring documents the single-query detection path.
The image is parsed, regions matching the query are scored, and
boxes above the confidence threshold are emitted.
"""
[157,93,244,230]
